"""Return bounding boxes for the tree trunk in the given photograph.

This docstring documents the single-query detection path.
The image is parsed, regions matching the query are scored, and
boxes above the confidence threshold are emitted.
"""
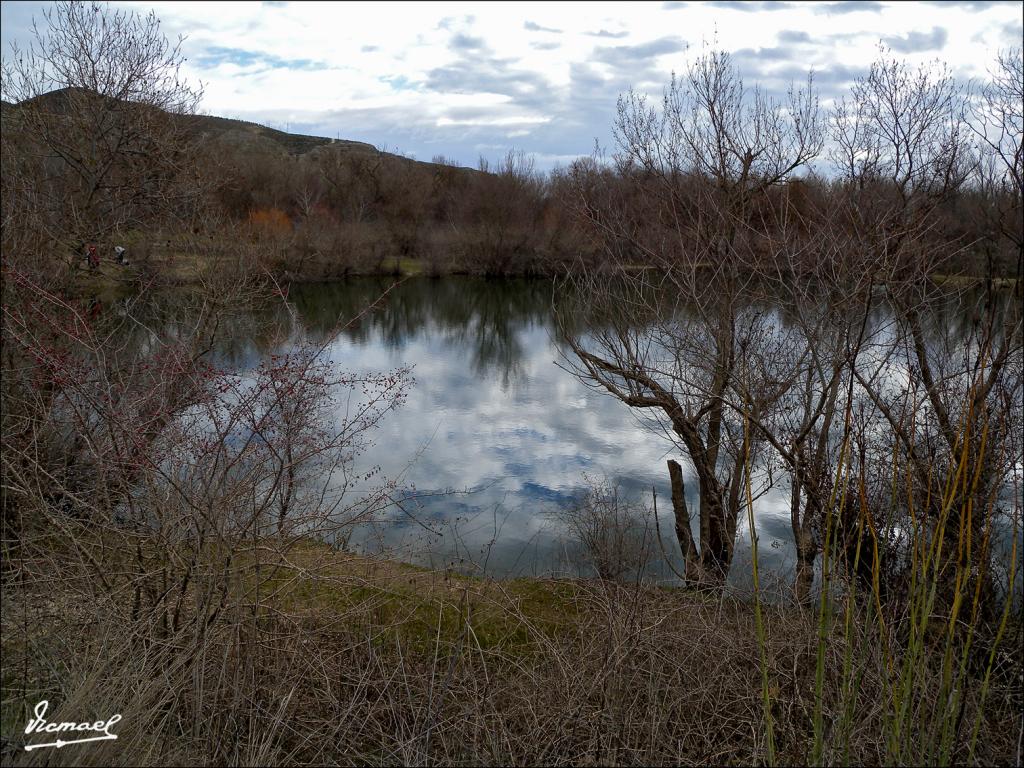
[667,459,703,585]
[794,531,816,604]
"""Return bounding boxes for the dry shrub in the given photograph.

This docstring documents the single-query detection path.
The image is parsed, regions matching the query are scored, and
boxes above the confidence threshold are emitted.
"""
[4,559,1019,766]
[550,477,655,583]
[248,207,294,237]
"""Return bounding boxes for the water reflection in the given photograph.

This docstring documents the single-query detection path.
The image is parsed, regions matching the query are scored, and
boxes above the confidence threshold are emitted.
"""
[96,277,1020,591]
[288,278,554,387]
[229,277,793,585]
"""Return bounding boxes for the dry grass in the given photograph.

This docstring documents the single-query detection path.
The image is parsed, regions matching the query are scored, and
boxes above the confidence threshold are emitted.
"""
[2,538,1020,767]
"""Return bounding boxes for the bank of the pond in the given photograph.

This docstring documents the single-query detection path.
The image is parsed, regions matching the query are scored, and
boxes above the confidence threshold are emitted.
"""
[65,249,562,301]
[4,536,1020,765]
[69,245,1023,302]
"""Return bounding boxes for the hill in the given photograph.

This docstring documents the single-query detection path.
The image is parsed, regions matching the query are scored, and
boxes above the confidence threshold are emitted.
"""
[184,112,375,157]
[0,86,566,281]
[2,87,462,172]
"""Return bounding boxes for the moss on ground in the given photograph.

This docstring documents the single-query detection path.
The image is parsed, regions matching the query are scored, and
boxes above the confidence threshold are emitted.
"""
[241,540,582,656]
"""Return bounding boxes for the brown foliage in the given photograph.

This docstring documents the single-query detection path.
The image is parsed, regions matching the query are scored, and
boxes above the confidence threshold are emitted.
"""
[248,206,294,236]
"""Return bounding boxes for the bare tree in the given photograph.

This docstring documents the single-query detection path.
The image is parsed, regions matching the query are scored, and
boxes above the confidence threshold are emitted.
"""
[968,47,1023,281]
[559,50,823,588]
[320,149,385,224]
[1,0,204,263]
[829,48,975,281]
[293,159,326,221]
[469,149,546,275]
[827,51,1023,610]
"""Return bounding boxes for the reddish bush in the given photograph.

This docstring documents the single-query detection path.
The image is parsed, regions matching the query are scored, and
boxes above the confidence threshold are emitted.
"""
[247,207,293,235]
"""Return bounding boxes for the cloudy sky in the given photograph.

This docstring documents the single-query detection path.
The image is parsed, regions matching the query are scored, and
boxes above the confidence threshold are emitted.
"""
[1,0,1020,169]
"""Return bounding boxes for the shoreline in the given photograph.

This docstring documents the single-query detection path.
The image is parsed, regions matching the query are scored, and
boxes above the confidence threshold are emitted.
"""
[65,249,1023,300]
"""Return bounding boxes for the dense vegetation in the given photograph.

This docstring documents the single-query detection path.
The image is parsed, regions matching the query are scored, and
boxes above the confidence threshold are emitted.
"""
[1,2,1021,766]
[2,37,1020,284]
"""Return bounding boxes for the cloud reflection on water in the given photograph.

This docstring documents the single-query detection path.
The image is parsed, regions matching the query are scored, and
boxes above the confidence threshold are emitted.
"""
[217,277,798,585]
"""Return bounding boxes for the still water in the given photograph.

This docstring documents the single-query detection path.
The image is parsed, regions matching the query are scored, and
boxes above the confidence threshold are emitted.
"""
[210,277,797,587]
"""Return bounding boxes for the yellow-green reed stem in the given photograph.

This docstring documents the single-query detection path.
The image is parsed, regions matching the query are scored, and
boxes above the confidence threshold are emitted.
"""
[892,401,980,764]
[812,417,853,764]
[743,409,776,767]
[839,469,870,765]
[938,519,991,764]
[967,511,1018,762]
[887,397,928,761]
[928,412,981,764]
[875,443,900,752]
[937,416,991,764]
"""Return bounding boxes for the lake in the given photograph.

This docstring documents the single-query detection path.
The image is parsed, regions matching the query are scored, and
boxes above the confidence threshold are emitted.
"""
[206,276,801,588]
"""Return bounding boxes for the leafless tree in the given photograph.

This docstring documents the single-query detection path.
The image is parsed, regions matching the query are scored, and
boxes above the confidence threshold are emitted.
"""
[320,149,385,224]
[559,50,823,588]
[829,48,975,285]
[468,149,546,275]
[560,47,1021,607]
[821,51,1023,611]
[1,2,414,650]
[292,159,326,220]
[967,47,1023,281]
[1,1,204,264]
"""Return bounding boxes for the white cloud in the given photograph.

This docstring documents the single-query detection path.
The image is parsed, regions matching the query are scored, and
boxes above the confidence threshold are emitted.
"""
[437,115,551,127]
[2,0,1020,169]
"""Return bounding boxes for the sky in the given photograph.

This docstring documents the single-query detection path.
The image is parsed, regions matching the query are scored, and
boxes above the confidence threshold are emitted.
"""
[1,0,1021,170]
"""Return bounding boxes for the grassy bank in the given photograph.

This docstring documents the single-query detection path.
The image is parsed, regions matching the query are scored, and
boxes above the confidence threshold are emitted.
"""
[66,247,465,299]
[3,538,1020,766]
[66,241,1023,303]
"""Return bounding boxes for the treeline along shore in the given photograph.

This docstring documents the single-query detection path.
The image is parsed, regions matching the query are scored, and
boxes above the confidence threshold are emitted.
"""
[1,54,1021,287]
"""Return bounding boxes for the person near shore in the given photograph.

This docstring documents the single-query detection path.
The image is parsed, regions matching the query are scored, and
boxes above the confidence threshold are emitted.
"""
[114,245,128,265]
[87,243,99,270]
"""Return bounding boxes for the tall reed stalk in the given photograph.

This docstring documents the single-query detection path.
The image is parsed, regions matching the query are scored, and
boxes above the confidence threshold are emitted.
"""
[743,409,776,766]
[802,371,1020,765]
[811,393,855,764]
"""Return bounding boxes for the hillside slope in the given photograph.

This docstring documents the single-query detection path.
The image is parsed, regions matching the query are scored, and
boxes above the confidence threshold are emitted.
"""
[1,87,460,173]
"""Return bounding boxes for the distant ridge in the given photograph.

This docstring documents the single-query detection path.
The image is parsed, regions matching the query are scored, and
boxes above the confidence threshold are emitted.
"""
[183,111,377,157]
[2,87,455,169]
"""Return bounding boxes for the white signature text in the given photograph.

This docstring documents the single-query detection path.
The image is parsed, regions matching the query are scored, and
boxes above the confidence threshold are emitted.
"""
[23,700,121,751]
